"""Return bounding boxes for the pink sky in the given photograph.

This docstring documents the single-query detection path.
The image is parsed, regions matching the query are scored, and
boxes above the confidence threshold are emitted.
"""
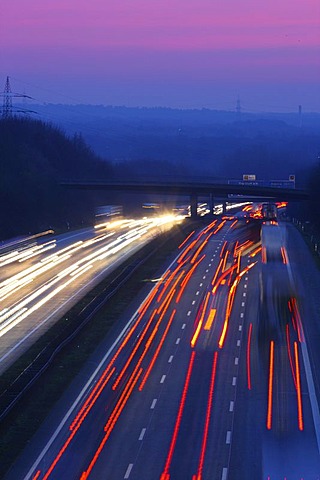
[1,0,319,110]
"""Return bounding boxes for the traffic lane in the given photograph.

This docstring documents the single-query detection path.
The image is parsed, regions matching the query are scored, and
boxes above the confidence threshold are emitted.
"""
[257,251,320,478]
[75,231,230,478]
[88,305,195,480]
[0,225,135,309]
[0,227,97,282]
[227,253,264,480]
[21,286,197,479]
[3,219,252,478]
[0,231,158,373]
[0,217,163,307]
[0,216,177,315]
[285,224,320,407]
[219,250,320,480]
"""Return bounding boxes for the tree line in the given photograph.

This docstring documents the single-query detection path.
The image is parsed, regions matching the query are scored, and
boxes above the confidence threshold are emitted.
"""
[0,116,319,240]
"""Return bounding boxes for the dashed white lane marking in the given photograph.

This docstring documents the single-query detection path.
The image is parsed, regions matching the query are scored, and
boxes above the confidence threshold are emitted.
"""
[203,276,206,280]
[232,377,237,386]
[192,300,196,305]
[241,302,245,307]
[237,340,241,347]
[150,399,157,409]
[243,292,246,297]
[139,428,146,440]
[196,291,200,295]
[245,277,248,281]
[244,284,247,288]
[209,263,212,266]
[229,401,234,412]
[200,283,203,287]
[176,338,180,345]
[239,325,242,331]
[182,324,186,330]
[235,357,239,365]
[222,467,228,480]
[211,259,214,261]
[226,431,231,444]
[240,313,244,318]
[187,311,191,316]
[206,269,209,272]
[124,463,133,479]
[168,355,174,363]
[160,375,166,384]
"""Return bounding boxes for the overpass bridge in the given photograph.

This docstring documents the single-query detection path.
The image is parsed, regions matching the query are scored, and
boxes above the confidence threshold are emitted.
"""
[62,180,309,217]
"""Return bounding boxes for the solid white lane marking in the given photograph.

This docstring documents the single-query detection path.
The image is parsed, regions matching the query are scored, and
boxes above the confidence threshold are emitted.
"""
[151,399,157,409]
[168,355,174,363]
[235,357,239,365]
[286,256,320,453]
[237,340,241,347]
[124,463,133,479]
[229,401,234,412]
[222,468,228,480]
[192,300,196,305]
[176,338,180,345]
[226,431,231,444]
[232,377,237,386]
[239,325,242,331]
[160,375,166,384]
[301,341,320,453]
[182,323,186,329]
[187,311,191,316]
[139,428,146,440]
[196,291,199,295]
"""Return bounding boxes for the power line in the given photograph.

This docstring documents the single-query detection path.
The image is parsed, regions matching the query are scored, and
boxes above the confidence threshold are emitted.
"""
[1,76,36,117]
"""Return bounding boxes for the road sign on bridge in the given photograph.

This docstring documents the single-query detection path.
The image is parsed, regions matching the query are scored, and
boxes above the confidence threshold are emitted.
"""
[228,179,295,189]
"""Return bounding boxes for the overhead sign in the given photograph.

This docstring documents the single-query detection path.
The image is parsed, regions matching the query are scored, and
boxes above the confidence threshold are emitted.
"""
[243,174,256,181]
[228,179,295,189]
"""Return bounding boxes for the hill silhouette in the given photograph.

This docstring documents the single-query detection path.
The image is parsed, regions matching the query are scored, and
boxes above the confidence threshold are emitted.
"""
[0,117,113,239]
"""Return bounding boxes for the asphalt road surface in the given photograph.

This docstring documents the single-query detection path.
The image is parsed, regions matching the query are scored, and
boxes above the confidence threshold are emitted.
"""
[5,216,320,480]
[0,216,181,373]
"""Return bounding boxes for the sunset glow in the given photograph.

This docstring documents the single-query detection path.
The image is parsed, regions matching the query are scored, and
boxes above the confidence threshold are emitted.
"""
[1,0,319,109]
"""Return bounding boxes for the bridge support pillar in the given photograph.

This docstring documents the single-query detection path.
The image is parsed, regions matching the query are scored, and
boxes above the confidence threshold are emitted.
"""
[209,194,215,216]
[190,194,198,218]
[222,200,227,215]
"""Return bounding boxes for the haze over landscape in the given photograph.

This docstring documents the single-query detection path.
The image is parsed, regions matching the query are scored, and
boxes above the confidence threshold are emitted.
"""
[2,0,320,110]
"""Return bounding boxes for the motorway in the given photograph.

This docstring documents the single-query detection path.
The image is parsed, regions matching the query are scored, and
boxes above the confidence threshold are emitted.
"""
[5,216,320,480]
[0,215,182,373]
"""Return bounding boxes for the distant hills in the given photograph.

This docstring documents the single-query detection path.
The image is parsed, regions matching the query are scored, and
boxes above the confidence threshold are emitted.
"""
[17,104,320,183]
[1,108,319,239]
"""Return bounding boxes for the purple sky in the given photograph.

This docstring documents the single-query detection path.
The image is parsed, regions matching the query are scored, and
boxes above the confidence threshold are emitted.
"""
[1,0,319,111]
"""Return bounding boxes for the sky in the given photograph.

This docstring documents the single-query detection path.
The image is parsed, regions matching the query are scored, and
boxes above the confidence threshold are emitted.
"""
[1,0,320,111]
